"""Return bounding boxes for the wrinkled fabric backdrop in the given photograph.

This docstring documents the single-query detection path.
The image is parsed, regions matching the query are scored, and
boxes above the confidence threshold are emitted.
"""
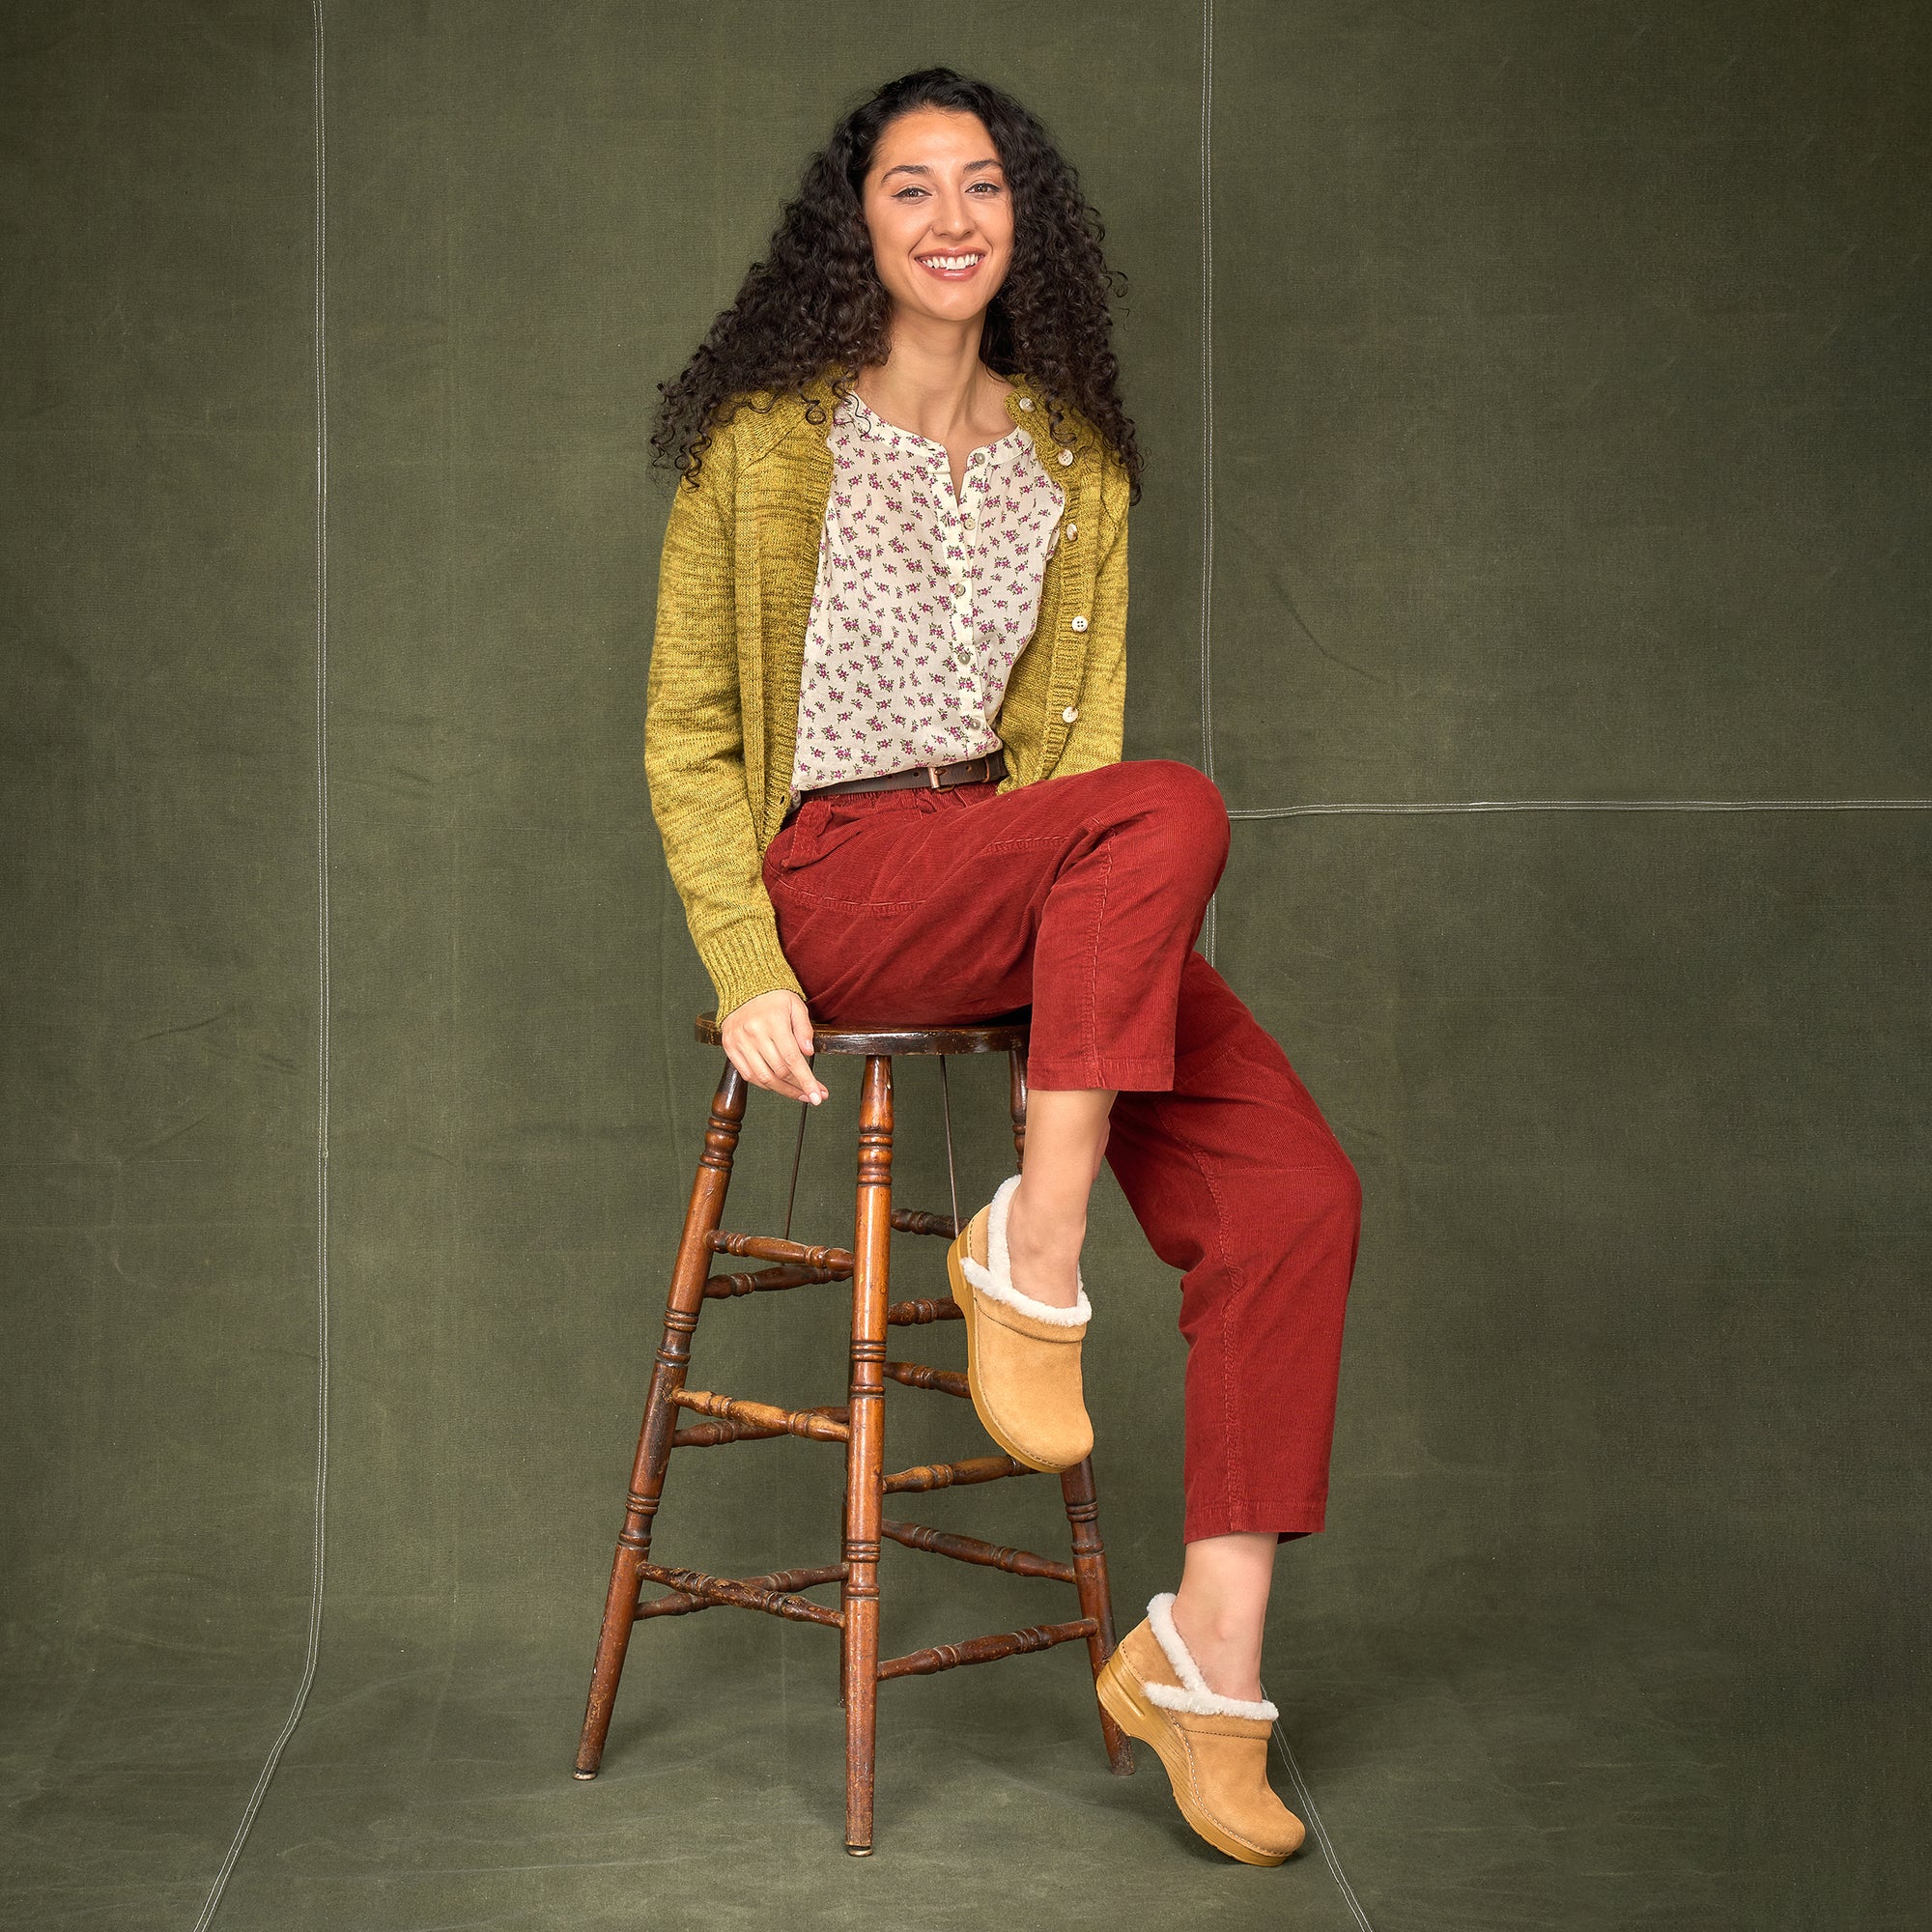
[3,5,1925,1928]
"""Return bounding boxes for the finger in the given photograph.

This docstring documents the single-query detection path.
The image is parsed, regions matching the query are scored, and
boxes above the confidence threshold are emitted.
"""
[724,1025,769,1087]
[745,1030,811,1102]
[786,1007,827,1102]
[738,1036,793,1098]
[768,1028,823,1105]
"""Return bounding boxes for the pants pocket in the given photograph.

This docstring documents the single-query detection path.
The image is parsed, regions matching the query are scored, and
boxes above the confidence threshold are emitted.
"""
[768,799,829,874]
[766,801,938,914]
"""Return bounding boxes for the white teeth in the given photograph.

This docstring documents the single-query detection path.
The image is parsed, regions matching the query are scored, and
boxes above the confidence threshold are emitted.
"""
[920,253,981,270]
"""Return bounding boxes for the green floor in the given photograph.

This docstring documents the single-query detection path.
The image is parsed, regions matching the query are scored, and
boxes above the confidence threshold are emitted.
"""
[0,1611,1764,1929]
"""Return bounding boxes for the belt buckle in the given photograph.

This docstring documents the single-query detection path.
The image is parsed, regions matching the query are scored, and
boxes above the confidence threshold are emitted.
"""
[926,764,944,789]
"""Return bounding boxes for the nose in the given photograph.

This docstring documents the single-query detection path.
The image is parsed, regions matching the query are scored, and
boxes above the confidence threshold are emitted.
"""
[927,186,978,241]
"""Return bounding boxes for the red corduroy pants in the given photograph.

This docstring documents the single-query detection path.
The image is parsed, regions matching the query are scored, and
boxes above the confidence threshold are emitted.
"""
[762,758,1362,1542]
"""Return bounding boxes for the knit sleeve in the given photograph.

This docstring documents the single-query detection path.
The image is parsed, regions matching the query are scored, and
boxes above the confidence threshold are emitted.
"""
[642,436,807,1021]
[1056,453,1130,776]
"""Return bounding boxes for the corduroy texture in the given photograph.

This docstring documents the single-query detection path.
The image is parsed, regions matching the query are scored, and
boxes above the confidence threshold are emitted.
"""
[642,366,1133,1021]
[760,767,1363,1540]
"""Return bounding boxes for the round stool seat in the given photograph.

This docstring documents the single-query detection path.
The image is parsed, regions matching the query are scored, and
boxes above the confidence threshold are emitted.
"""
[696,1010,1029,1057]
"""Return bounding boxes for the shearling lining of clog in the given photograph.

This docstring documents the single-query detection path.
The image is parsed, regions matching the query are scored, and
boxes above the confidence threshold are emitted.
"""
[959,1173,1093,1326]
[1143,1592,1281,1721]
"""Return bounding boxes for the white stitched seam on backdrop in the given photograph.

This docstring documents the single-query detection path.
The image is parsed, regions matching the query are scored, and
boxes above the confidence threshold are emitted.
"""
[1199,0,1218,963]
[193,4,332,1926]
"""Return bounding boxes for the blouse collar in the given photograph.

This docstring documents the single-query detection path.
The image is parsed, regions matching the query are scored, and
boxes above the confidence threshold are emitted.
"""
[838,384,1032,466]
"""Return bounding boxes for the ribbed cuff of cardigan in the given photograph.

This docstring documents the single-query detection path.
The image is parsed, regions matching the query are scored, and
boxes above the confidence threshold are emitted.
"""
[701,918,808,1026]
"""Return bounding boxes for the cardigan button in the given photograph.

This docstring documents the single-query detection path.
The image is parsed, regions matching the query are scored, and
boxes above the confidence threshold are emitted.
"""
[1062,705,1079,724]
[1069,614,1089,633]
[1017,397,1035,411]
[1065,522,1078,542]
[1057,448,1074,466]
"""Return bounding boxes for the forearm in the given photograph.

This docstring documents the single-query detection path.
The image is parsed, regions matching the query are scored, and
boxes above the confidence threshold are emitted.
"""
[643,446,806,1020]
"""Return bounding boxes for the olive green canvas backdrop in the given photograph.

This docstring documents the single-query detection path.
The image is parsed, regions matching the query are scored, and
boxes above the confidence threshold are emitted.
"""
[3,4,1926,1927]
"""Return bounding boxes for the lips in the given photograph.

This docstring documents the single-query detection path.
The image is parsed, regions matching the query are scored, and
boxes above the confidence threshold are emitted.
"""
[915,251,985,281]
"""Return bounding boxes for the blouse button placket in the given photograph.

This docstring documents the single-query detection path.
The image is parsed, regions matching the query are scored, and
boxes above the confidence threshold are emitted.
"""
[796,390,1056,792]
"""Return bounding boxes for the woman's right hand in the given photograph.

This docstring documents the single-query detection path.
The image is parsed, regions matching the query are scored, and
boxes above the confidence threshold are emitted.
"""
[720,990,828,1104]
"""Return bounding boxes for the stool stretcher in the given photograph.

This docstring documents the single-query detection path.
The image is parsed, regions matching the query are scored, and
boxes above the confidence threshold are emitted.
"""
[635,1562,846,1620]
[878,1618,1099,1681]
[880,1518,1076,1583]
[636,1562,844,1629]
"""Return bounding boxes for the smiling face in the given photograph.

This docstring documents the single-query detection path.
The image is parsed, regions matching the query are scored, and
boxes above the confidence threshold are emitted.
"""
[860,105,1014,327]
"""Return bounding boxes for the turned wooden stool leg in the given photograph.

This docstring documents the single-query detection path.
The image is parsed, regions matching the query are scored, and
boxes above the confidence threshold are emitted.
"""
[575,1062,746,1777]
[1014,1040,1135,1775]
[842,1055,894,1854]
[837,1478,850,1713]
[1061,1457,1135,1773]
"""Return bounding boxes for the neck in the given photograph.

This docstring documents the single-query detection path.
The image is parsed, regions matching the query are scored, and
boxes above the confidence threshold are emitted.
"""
[854,309,1008,442]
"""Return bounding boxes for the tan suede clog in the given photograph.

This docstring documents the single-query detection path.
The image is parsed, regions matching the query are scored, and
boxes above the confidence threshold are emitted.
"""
[1096,1595,1306,1866]
[945,1175,1094,1473]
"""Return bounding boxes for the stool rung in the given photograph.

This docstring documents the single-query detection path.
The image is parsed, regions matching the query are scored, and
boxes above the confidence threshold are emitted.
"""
[890,1208,958,1238]
[882,1360,970,1399]
[881,1518,1075,1584]
[635,1562,845,1620]
[709,1231,854,1272]
[881,1454,1035,1493]
[878,1617,1098,1682]
[637,1562,843,1629]
[886,1296,964,1326]
[703,1263,847,1300]
[674,1388,851,1443]
[703,1220,954,1272]
[675,1404,848,1448]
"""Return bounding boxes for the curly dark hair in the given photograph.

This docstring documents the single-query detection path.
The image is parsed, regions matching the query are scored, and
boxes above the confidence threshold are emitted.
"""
[653,67,1142,502]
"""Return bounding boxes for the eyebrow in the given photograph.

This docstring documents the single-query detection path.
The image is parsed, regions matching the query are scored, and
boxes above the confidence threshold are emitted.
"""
[879,158,1004,184]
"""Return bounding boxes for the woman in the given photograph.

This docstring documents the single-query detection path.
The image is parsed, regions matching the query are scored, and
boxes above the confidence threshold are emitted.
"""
[643,67,1362,1867]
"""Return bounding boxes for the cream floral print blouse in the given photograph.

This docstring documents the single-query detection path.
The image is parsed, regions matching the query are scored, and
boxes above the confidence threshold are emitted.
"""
[789,386,1066,793]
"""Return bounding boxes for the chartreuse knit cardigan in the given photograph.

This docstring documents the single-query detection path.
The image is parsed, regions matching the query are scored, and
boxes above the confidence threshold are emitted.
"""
[643,365,1132,1022]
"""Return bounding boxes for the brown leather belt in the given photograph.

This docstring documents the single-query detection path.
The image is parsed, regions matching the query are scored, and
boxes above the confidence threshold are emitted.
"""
[784,751,1005,825]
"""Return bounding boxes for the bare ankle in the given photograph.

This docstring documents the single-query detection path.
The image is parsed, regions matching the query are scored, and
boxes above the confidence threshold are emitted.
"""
[1170,1592,1265,1704]
[1003,1181,1085,1309]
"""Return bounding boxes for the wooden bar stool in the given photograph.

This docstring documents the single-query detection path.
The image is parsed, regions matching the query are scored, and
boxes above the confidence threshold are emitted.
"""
[574,1011,1135,1854]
